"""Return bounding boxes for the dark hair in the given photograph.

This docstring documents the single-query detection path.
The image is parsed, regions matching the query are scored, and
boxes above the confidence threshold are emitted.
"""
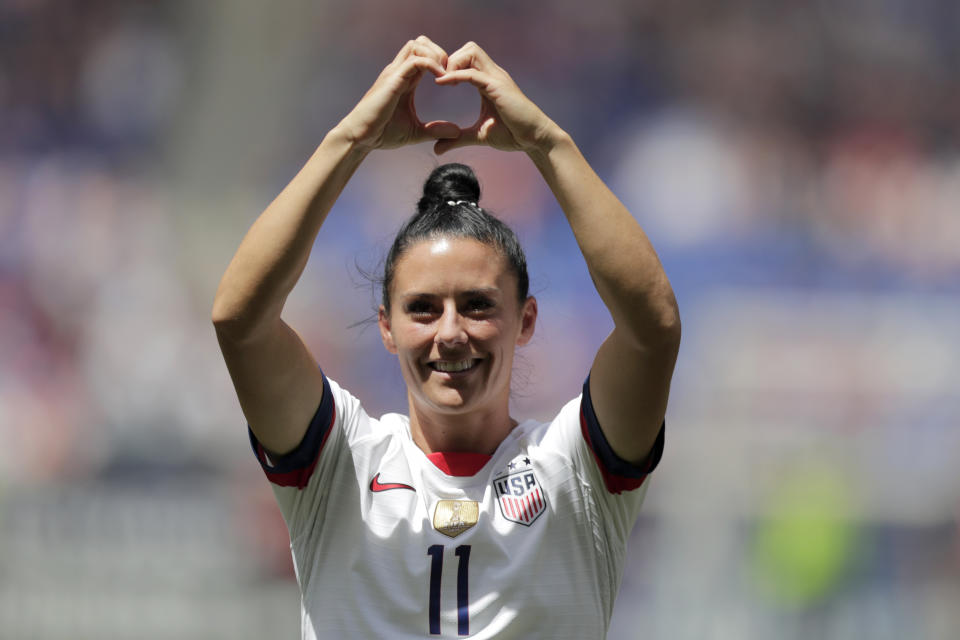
[382,163,530,312]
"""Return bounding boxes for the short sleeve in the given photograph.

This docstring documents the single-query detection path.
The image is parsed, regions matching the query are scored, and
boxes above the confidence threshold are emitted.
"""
[248,374,371,561]
[578,374,665,495]
[248,373,337,489]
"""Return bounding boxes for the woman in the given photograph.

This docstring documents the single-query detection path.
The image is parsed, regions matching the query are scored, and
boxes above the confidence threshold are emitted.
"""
[213,37,680,639]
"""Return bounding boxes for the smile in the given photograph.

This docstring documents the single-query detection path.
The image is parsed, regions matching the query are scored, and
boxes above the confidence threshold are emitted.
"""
[428,358,482,373]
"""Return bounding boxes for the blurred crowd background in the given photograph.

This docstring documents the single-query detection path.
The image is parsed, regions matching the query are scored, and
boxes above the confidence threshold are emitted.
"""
[1,0,958,638]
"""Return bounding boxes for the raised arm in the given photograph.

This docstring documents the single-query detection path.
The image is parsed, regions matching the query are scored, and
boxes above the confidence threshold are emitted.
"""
[436,43,680,464]
[529,135,679,464]
[212,37,457,456]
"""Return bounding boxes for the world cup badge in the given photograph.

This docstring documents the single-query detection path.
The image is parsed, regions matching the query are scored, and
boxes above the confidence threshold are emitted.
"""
[493,468,546,526]
[433,500,480,538]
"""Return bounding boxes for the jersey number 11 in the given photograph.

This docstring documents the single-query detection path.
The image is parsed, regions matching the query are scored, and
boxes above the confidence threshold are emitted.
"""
[427,544,471,636]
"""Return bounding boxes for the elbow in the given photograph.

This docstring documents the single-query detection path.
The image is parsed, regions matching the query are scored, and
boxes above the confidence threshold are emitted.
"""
[652,301,682,354]
[661,290,682,338]
[211,300,232,330]
[653,281,681,343]
[212,277,285,344]
[620,292,681,354]
[210,283,238,327]
[664,311,682,355]
[211,293,263,345]
[211,297,243,341]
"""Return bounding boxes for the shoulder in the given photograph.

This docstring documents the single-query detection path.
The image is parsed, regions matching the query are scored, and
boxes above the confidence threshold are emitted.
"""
[511,395,581,455]
[327,377,405,434]
[530,385,664,495]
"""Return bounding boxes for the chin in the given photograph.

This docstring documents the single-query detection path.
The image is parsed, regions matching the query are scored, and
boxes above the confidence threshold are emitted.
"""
[424,391,473,413]
[418,382,492,414]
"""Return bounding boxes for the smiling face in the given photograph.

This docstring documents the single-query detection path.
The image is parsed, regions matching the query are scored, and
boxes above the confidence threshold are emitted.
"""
[378,236,537,429]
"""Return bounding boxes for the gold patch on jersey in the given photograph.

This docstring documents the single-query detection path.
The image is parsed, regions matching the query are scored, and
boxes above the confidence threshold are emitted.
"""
[433,500,479,538]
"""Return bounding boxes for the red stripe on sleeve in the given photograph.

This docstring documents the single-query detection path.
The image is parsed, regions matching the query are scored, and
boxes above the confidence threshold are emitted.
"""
[260,403,337,489]
[579,410,648,494]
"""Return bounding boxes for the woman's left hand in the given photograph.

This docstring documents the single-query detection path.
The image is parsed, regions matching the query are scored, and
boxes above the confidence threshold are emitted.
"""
[433,42,560,155]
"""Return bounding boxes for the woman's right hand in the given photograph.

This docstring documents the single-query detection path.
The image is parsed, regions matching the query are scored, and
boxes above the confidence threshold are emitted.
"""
[336,36,460,151]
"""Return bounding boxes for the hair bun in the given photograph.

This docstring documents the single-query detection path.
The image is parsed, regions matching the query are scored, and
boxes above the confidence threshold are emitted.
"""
[418,163,481,214]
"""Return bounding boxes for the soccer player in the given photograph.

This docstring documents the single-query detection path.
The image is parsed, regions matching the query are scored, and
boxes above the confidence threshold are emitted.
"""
[213,36,680,639]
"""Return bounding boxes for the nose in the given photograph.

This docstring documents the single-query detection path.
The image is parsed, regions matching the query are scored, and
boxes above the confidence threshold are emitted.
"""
[435,301,467,346]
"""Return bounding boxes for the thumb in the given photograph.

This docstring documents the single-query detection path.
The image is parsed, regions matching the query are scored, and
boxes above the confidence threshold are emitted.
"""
[433,123,482,155]
[423,120,461,140]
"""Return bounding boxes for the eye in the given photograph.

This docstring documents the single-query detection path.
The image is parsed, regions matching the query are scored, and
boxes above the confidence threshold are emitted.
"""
[464,297,494,315]
[405,299,437,319]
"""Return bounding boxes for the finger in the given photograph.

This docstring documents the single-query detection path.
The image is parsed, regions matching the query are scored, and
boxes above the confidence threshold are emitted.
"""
[394,38,446,69]
[406,120,459,148]
[414,35,448,68]
[434,67,491,91]
[395,54,447,83]
[445,41,494,73]
[433,121,483,155]
[391,39,414,64]
[434,68,500,104]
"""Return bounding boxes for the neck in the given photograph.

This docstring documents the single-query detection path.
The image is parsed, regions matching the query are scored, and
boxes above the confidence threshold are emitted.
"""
[408,394,516,455]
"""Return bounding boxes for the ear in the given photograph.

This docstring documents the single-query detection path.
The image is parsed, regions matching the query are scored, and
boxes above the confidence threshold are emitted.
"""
[516,296,537,347]
[378,305,398,354]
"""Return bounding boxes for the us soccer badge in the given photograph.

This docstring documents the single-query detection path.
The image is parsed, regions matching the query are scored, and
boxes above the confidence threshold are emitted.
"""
[433,500,480,538]
[493,460,546,526]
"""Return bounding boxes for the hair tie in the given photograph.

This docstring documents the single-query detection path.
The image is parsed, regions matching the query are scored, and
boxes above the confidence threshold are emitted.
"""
[446,200,478,208]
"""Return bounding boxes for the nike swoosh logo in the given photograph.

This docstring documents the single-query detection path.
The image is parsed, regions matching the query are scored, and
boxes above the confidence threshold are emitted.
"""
[370,473,416,493]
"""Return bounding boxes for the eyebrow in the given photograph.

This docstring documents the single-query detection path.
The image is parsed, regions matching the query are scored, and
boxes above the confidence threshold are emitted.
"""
[399,288,500,300]
[461,288,499,297]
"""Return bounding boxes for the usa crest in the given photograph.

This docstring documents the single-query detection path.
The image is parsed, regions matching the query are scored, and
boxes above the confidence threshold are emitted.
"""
[493,468,546,526]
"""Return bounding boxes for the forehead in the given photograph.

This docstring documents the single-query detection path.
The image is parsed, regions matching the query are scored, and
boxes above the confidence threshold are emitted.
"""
[392,236,513,295]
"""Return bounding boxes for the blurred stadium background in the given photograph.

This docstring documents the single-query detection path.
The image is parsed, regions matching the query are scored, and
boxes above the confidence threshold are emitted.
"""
[1,1,958,638]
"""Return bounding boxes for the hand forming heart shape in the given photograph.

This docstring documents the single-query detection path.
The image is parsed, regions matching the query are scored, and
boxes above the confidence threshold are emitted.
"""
[337,36,558,156]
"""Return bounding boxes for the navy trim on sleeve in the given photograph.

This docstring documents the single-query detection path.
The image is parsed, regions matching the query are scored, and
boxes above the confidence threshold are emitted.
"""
[580,375,665,492]
[248,372,335,488]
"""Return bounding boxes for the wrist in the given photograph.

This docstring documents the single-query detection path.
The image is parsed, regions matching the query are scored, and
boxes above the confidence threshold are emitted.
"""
[526,124,574,165]
[323,124,374,161]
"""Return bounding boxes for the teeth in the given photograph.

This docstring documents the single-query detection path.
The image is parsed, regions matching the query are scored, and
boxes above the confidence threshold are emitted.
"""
[432,359,476,372]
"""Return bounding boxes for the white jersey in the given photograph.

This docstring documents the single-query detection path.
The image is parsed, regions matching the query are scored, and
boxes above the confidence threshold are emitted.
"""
[250,373,663,639]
